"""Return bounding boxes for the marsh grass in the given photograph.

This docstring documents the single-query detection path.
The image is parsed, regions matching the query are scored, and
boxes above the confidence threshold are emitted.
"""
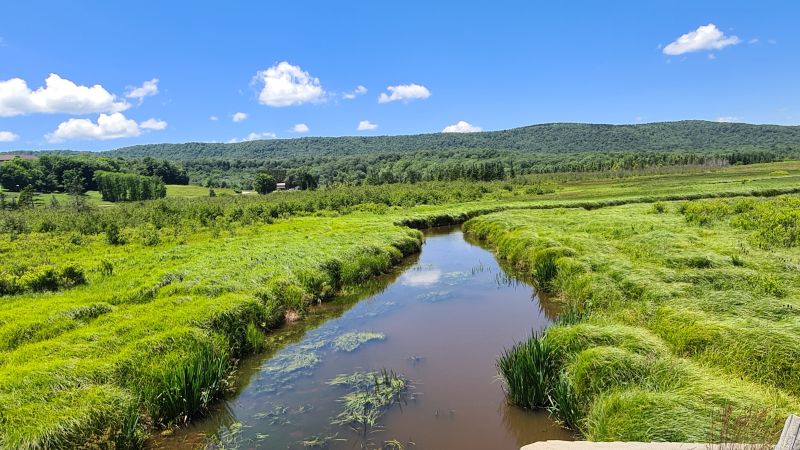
[497,333,556,409]
[2,162,800,447]
[548,371,582,430]
[140,343,231,426]
[472,195,800,441]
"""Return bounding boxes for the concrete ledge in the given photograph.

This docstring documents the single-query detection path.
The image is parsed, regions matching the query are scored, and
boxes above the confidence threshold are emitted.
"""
[522,442,759,450]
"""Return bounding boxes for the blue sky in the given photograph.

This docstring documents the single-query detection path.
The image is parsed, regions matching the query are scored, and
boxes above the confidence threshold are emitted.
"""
[0,1,797,151]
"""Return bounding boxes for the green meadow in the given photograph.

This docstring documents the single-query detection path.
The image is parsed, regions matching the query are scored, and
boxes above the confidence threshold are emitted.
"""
[466,195,800,442]
[1,161,799,448]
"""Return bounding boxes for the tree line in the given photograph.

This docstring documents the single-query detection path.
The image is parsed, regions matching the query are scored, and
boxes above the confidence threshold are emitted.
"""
[94,171,167,202]
[0,155,188,193]
[173,148,795,190]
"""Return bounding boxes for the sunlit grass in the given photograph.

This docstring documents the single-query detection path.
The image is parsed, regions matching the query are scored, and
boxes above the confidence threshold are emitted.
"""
[467,195,800,441]
[1,161,800,447]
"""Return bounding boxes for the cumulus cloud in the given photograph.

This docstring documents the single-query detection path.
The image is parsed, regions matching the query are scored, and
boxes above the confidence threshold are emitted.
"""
[442,120,482,133]
[228,132,278,143]
[662,24,740,55]
[716,116,742,123]
[209,115,219,121]
[291,123,309,133]
[125,78,159,104]
[0,131,19,142]
[0,73,129,117]
[140,118,168,130]
[254,62,325,107]
[46,113,166,142]
[232,112,248,122]
[343,85,367,100]
[378,83,431,103]
[357,120,378,131]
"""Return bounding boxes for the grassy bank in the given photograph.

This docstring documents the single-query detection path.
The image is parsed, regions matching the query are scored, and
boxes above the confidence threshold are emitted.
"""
[465,195,800,442]
[2,161,800,447]
[0,216,421,448]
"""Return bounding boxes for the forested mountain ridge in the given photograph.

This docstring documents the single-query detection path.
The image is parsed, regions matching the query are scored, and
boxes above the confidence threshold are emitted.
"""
[108,121,800,160]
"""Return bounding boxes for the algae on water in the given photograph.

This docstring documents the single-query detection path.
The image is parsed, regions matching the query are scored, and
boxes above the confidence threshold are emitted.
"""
[332,331,385,352]
[328,370,411,434]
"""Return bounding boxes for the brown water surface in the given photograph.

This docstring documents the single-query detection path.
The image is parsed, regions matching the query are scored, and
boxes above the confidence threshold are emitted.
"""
[150,227,573,449]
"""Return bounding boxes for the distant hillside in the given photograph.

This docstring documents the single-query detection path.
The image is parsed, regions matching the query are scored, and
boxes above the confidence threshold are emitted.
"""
[108,121,800,160]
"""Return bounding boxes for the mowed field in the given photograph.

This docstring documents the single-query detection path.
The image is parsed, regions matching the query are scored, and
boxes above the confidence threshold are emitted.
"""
[0,161,799,448]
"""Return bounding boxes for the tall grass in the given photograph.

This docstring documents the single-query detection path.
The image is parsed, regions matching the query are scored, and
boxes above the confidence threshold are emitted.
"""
[476,195,800,441]
[549,372,582,430]
[140,344,230,425]
[1,162,799,447]
[497,333,556,409]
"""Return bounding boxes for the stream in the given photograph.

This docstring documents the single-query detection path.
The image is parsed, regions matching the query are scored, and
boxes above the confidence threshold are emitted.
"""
[150,226,573,449]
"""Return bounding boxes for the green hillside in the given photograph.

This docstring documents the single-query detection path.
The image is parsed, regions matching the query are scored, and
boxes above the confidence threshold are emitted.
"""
[108,121,800,160]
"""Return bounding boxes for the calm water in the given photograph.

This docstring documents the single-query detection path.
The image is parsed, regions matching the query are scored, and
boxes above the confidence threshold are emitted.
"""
[151,227,572,449]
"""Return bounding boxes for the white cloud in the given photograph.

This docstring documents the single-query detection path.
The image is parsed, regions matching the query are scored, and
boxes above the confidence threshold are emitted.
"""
[442,120,482,133]
[47,113,140,142]
[291,123,309,133]
[209,115,219,121]
[0,73,129,117]
[716,116,742,123]
[378,83,431,103]
[0,131,19,142]
[343,85,367,99]
[228,132,277,143]
[232,112,248,122]
[140,118,168,130]
[357,120,378,131]
[125,78,159,104]
[708,53,716,60]
[663,24,740,55]
[254,61,325,107]
[748,38,760,44]
[46,113,167,142]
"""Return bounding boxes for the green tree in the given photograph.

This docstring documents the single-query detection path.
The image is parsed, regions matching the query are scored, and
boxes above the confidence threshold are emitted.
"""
[62,168,85,195]
[0,157,35,191]
[253,173,277,194]
[17,185,36,209]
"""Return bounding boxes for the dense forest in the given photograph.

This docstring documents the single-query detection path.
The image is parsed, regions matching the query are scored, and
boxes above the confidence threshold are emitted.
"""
[106,121,800,188]
[109,121,800,159]
[3,121,800,190]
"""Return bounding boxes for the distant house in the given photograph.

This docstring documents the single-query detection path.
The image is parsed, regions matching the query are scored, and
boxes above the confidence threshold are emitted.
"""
[276,182,286,191]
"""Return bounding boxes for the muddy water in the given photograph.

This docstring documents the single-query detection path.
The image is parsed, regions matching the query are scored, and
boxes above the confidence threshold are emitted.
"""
[151,227,573,449]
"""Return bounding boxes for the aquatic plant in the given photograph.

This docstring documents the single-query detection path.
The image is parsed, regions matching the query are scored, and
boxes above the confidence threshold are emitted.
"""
[139,343,231,425]
[496,333,556,409]
[548,371,582,429]
[332,331,385,352]
[330,370,410,436]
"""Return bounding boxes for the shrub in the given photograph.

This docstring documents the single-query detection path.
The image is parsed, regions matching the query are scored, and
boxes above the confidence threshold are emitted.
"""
[105,223,125,245]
